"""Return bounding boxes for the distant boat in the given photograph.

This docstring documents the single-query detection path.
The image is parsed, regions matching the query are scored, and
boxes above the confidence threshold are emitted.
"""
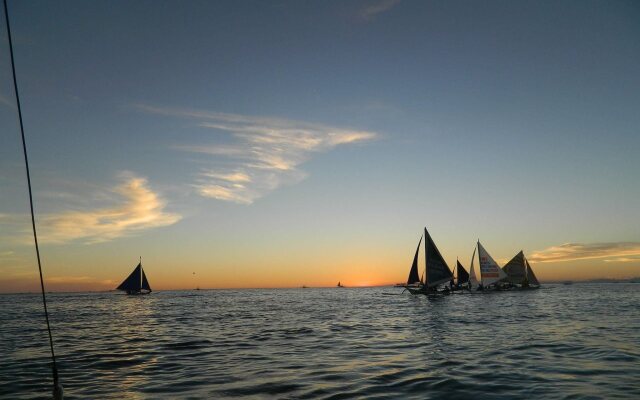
[302,285,308,289]
[116,258,152,295]
[337,282,344,288]
[404,227,453,295]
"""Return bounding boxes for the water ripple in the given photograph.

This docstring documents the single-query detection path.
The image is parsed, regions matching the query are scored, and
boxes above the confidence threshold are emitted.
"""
[1,284,639,399]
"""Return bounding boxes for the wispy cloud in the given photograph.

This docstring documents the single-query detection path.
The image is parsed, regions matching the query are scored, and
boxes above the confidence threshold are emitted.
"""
[529,242,640,263]
[2,174,181,245]
[136,105,377,204]
[0,93,15,109]
[39,174,180,244]
[46,276,114,285]
[357,0,401,21]
[603,257,640,263]
[0,274,115,293]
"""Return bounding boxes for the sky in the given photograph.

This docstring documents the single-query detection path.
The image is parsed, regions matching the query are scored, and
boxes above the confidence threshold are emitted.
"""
[1,0,639,292]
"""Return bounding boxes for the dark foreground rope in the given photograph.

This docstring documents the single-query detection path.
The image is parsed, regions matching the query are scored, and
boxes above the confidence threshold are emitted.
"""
[3,1,63,398]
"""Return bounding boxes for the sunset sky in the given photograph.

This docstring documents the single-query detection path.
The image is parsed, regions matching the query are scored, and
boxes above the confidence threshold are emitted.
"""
[1,0,639,292]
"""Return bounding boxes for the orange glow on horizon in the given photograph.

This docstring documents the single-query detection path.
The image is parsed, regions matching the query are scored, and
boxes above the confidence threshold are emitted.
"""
[1,258,639,293]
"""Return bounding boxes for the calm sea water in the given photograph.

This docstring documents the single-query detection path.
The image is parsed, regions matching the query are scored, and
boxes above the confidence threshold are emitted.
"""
[1,284,639,399]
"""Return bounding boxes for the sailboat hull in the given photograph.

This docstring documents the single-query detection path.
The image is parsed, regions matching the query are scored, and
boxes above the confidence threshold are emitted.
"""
[125,290,152,295]
[404,286,426,295]
[404,286,450,297]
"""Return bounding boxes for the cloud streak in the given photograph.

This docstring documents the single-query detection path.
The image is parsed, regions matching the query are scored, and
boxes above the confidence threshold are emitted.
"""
[0,274,116,293]
[358,0,401,21]
[0,93,15,109]
[603,257,640,263]
[137,105,377,204]
[46,276,114,285]
[38,174,180,244]
[1,174,181,245]
[529,242,640,263]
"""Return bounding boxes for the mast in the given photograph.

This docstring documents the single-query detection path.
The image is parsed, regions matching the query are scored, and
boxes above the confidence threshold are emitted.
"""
[477,241,481,286]
[4,1,62,397]
[454,257,457,283]
[423,227,428,287]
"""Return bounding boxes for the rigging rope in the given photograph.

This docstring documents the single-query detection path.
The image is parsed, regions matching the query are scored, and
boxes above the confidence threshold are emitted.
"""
[3,1,63,398]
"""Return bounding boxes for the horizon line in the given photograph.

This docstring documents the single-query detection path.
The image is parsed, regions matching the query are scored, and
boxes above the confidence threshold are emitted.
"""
[2,278,639,295]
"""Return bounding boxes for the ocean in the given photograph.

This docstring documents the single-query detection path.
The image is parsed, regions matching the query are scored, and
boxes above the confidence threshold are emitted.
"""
[1,284,639,399]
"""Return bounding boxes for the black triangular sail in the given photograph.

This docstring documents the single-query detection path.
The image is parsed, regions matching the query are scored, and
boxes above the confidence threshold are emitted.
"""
[525,258,540,286]
[424,228,453,287]
[116,262,151,293]
[407,236,423,285]
[117,263,142,291]
[503,251,526,284]
[456,260,469,284]
[141,268,151,292]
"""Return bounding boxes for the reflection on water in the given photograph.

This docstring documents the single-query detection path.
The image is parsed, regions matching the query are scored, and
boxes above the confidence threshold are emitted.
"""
[1,284,639,399]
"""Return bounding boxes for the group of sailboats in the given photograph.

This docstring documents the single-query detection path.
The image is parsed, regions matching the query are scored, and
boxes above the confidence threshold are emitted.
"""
[115,229,539,297]
[403,228,540,295]
[476,241,540,290]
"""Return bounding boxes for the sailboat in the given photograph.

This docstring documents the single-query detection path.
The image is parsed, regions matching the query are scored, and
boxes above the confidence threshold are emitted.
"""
[337,282,344,288]
[502,250,541,289]
[476,241,508,290]
[404,227,453,295]
[452,259,470,291]
[502,250,525,288]
[116,258,152,295]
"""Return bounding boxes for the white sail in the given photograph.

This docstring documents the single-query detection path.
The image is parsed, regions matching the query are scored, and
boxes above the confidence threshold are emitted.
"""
[477,241,507,286]
[469,246,479,288]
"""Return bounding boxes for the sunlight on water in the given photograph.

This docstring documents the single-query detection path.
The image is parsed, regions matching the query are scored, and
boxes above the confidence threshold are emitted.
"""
[1,284,639,399]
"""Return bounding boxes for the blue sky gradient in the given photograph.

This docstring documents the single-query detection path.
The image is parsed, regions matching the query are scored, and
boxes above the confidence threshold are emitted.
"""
[1,0,639,290]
